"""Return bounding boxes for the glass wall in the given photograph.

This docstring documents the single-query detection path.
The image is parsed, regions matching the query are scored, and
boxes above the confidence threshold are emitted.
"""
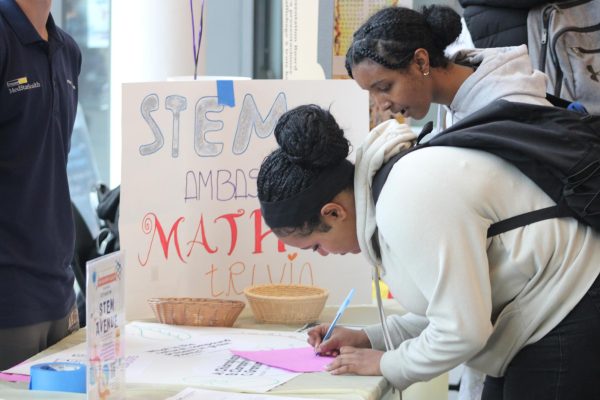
[52,0,111,231]
[62,0,110,184]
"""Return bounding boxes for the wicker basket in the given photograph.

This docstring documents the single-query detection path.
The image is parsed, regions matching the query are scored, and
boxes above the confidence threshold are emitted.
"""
[147,298,245,327]
[243,284,328,324]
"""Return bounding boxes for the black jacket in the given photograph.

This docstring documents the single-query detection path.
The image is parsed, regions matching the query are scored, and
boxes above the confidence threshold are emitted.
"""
[459,0,551,48]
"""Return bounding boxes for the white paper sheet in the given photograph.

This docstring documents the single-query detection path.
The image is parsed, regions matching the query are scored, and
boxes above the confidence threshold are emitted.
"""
[166,387,329,400]
[6,322,311,392]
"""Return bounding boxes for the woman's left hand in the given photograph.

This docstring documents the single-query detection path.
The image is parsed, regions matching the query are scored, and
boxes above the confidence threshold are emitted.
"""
[325,346,384,376]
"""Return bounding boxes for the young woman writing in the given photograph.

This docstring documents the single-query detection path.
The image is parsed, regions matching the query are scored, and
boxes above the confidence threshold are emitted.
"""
[257,104,600,399]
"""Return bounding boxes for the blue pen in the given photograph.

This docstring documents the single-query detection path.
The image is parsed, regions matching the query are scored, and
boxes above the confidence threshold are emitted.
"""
[317,288,355,354]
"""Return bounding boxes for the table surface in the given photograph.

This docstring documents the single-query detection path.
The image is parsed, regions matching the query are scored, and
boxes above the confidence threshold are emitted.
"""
[0,304,405,400]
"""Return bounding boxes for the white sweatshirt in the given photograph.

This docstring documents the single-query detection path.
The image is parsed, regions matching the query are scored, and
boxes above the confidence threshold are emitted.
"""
[355,131,600,390]
[353,46,600,390]
[447,45,550,124]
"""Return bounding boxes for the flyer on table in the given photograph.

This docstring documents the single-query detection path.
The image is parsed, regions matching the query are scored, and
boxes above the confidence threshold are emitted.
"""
[86,251,126,400]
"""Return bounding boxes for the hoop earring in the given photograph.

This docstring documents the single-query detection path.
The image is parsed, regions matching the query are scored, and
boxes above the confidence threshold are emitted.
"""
[423,70,430,76]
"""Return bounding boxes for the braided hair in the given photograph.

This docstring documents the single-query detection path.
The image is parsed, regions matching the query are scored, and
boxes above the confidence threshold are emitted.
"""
[257,105,352,236]
[345,5,462,77]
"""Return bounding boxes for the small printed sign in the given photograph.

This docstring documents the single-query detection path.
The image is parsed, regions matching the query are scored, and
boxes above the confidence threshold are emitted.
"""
[86,251,126,400]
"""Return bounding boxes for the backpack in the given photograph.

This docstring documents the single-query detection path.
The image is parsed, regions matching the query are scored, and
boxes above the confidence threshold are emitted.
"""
[69,185,121,328]
[94,184,121,256]
[527,0,600,114]
[372,100,600,237]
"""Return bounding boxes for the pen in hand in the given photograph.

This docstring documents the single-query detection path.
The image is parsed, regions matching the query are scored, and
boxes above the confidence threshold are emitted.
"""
[316,288,355,356]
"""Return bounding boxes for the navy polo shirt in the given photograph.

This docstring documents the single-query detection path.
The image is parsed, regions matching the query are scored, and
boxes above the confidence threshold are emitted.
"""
[0,0,81,327]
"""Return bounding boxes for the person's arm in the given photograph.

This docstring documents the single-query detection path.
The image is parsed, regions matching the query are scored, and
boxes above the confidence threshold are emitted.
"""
[363,313,429,351]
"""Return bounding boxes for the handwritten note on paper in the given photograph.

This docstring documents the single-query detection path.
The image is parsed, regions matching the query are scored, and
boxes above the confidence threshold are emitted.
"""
[121,322,308,392]
[231,347,334,373]
[167,387,328,400]
[5,322,313,393]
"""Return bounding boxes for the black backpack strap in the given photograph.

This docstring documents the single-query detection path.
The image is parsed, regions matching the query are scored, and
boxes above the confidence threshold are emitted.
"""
[372,145,426,204]
[545,93,589,115]
[417,121,434,142]
[372,123,434,204]
[487,202,575,237]
[545,92,572,109]
[372,151,404,205]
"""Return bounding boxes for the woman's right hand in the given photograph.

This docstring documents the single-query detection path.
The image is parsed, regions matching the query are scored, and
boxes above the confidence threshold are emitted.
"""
[307,324,371,356]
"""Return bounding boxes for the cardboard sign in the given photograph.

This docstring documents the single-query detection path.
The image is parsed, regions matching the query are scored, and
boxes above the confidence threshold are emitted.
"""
[121,79,371,319]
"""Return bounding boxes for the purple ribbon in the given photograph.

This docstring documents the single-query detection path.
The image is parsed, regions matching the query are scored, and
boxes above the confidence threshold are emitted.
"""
[190,0,205,80]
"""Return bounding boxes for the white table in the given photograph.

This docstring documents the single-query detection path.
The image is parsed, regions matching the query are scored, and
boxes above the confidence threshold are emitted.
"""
[0,304,448,400]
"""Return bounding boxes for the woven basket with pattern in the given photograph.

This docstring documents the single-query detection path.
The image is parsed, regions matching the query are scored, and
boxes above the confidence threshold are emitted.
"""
[243,284,328,324]
[148,297,245,327]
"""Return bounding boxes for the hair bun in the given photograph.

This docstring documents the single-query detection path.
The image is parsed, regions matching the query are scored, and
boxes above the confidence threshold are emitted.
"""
[421,5,462,50]
[274,105,350,170]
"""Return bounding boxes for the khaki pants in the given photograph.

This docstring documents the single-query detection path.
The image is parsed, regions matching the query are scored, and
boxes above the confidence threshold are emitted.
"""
[0,304,79,370]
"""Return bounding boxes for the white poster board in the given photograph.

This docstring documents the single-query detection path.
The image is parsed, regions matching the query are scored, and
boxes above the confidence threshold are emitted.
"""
[121,80,371,320]
[282,0,327,79]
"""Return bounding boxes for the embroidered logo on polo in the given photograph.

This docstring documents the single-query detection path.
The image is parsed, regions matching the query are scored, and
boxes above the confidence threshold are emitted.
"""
[6,76,40,94]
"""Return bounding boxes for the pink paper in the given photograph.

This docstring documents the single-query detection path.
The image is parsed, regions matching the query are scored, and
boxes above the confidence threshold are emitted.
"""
[0,372,30,383]
[231,346,335,372]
